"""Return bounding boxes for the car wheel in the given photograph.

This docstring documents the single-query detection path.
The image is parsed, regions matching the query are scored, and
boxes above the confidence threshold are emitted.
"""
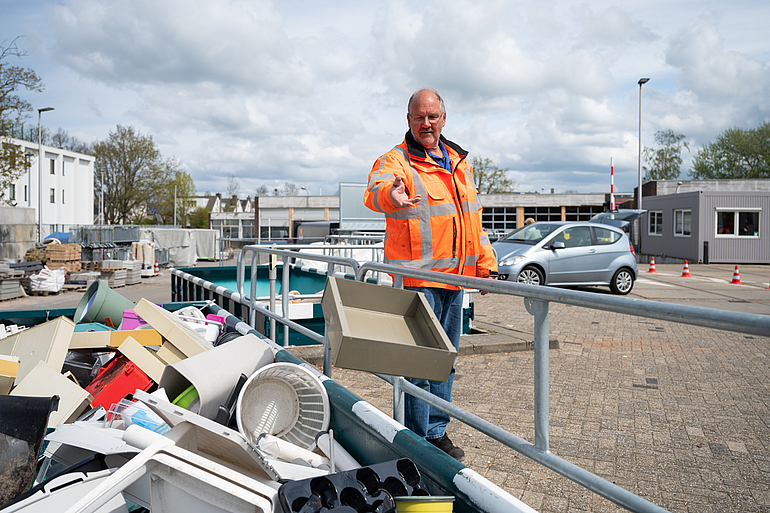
[610,268,634,295]
[516,266,544,285]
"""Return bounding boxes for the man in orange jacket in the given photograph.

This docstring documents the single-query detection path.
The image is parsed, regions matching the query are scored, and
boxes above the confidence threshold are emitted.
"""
[364,88,498,461]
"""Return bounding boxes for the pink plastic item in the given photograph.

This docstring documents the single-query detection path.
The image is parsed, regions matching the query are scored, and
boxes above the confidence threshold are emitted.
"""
[121,309,148,331]
[205,314,225,325]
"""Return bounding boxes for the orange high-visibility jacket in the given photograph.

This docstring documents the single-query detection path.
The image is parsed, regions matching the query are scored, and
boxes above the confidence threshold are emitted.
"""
[364,132,498,289]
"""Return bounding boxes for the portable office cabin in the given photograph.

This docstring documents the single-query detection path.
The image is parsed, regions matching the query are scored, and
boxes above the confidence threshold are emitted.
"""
[641,191,770,263]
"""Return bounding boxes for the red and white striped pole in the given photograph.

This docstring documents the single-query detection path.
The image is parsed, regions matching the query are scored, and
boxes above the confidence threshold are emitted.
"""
[610,157,615,210]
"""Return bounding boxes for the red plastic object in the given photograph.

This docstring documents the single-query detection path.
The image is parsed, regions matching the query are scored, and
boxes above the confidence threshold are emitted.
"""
[85,355,154,410]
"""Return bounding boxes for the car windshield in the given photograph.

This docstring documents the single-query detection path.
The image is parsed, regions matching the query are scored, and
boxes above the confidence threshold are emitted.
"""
[499,223,561,244]
[591,211,641,222]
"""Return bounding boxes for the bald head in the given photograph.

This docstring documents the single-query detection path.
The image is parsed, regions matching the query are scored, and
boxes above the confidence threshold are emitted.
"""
[408,88,445,115]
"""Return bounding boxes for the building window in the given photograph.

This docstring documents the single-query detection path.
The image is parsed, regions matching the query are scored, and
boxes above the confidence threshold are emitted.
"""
[9,184,15,201]
[24,185,27,202]
[648,211,663,235]
[50,160,55,175]
[50,188,55,203]
[481,207,517,235]
[62,189,65,204]
[674,209,691,236]
[716,209,760,237]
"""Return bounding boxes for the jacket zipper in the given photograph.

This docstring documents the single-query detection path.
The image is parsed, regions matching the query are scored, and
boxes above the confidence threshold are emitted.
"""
[452,219,457,258]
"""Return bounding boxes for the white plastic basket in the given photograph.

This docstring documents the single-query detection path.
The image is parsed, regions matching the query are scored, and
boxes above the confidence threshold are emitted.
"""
[236,362,330,450]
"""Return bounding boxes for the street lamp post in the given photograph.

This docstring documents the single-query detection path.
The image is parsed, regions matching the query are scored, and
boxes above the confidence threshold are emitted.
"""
[37,107,54,242]
[301,186,309,206]
[637,78,649,211]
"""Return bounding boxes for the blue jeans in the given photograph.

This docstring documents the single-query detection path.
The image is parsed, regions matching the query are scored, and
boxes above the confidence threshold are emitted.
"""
[404,287,463,440]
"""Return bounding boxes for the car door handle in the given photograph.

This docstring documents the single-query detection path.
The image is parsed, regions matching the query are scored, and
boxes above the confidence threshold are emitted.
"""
[589,249,596,253]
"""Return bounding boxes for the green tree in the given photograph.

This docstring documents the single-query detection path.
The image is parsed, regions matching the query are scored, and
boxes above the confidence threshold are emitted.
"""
[188,207,210,229]
[152,160,196,225]
[690,122,770,179]
[471,156,516,194]
[0,38,43,205]
[93,125,173,224]
[643,130,689,181]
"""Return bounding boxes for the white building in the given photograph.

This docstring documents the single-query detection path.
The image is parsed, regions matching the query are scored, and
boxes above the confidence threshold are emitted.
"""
[3,137,95,236]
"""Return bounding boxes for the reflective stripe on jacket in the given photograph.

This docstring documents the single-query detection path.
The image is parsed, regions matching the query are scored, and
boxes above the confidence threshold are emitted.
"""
[364,131,498,289]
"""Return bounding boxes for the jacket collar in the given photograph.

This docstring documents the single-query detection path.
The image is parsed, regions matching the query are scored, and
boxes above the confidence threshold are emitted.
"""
[404,131,468,161]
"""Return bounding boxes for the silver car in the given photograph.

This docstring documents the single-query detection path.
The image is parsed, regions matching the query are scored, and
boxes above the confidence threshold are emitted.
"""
[492,221,638,295]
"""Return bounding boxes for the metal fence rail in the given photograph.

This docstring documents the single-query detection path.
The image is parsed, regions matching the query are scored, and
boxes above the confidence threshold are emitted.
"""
[192,245,770,512]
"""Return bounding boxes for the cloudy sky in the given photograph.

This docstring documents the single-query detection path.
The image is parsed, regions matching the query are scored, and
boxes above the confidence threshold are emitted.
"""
[3,0,769,197]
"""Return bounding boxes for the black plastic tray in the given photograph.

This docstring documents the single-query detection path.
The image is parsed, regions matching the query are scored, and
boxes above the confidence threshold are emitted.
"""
[278,458,429,513]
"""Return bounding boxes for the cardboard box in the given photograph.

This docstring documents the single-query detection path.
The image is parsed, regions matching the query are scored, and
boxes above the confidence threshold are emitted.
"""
[0,316,75,385]
[118,336,166,383]
[321,277,456,382]
[69,328,163,350]
[11,361,93,427]
[133,299,211,357]
[0,354,20,394]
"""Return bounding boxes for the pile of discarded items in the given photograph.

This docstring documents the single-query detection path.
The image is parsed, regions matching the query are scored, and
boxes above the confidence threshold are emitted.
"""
[0,280,439,513]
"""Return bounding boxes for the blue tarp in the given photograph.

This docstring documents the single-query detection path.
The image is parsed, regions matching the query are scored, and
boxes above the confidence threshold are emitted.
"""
[45,232,70,243]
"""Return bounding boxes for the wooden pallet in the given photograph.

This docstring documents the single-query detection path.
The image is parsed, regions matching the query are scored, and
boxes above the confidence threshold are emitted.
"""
[47,261,83,273]
[46,244,82,261]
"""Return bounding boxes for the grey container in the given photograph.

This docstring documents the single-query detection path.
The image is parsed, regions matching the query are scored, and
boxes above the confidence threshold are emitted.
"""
[321,276,456,382]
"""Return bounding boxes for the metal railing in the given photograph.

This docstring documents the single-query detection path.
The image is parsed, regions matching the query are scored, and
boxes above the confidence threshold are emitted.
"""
[221,246,770,513]
[236,245,362,354]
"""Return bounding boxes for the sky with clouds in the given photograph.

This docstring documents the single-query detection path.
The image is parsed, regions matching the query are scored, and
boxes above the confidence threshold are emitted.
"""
[3,0,769,197]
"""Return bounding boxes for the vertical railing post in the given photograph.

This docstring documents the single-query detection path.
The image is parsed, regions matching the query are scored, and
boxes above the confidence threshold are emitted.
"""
[393,377,405,425]
[282,255,290,347]
[269,255,277,344]
[323,334,332,378]
[526,298,550,452]
[249,250,258,329]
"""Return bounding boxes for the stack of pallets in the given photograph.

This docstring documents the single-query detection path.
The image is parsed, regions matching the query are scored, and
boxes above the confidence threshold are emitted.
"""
[0,264,24,300]
[123,260,142,285]
[24,247,47,263]
[99,260,127,288]
[45,244,82,273]
[67,271,101,288]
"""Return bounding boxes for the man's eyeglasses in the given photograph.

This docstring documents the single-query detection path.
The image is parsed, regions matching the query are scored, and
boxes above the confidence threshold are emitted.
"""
[411,114,442,125]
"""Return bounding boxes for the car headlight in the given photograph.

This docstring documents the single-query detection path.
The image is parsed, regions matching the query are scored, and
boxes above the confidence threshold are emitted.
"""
[500,255,526,266]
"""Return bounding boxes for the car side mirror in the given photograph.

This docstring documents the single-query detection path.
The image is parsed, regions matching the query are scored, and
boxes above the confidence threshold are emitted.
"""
[551,241,566,250]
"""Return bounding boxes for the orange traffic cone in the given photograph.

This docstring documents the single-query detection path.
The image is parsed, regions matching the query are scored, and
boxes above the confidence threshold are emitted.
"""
[154,259,159,275]
[681,260,691,277]
[648,257,657,273]
[730,265,742,285]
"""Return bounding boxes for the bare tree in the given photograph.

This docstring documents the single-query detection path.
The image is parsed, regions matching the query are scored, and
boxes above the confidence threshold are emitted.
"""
[283,182,298,196]
[226,174,240,197]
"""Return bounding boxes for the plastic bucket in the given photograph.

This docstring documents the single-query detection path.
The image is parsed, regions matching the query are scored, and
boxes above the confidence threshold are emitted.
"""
[395,496,455,512]
[73,280,135,326]
[237,363,330,450]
